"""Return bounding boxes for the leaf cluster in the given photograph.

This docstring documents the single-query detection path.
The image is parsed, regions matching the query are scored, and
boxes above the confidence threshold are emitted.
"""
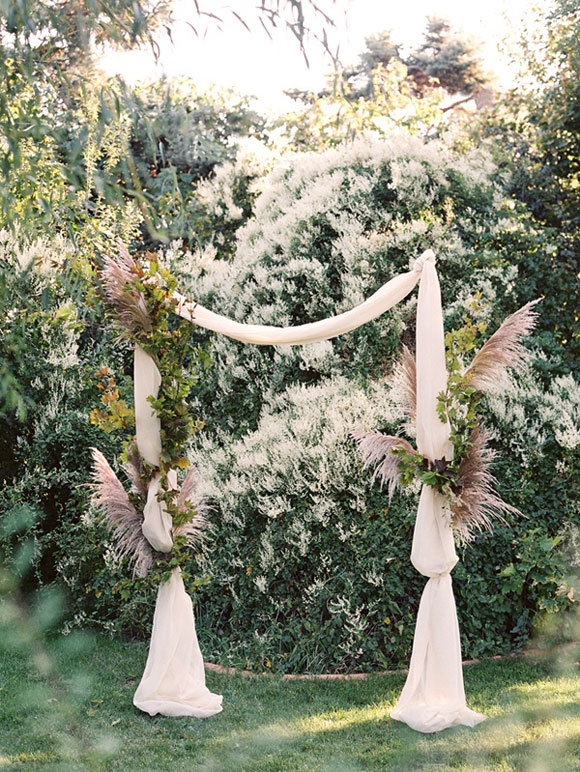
[387,298,489,498]
[437,296,488,469]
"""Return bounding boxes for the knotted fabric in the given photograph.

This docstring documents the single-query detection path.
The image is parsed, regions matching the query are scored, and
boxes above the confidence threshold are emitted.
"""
[173,254,430,345]
[133,345,222,716]
[133,569,223,717]
[390,258,485,732]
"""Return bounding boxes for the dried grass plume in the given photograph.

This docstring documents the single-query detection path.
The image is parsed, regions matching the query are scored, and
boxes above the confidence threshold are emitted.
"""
[451,424,520,542]
[90,448,153,577]
[174,466,210,549]
[466,300,541,391]
[352,431,419,499]
[125,443,148,500]
[100,242,151,337]
[393,345,417,423]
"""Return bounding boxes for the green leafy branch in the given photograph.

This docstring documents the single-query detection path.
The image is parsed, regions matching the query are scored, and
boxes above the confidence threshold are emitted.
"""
[390,445,459,499]
[380,297,490,500]
[436,296,488,472]
[99,252,213,583]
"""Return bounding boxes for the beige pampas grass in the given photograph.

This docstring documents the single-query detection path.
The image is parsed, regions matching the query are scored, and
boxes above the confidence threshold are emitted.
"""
[125,443,148,500]
[92,445,209,571]
[394,345,417,423]
[352,431,419,499]
[90,448,153,577]
[353,303,538,539]
[174,466,210,549]
[390,301,540,423]
[465,300,541,391]
[100,242,151,337]
[451,424,520,543]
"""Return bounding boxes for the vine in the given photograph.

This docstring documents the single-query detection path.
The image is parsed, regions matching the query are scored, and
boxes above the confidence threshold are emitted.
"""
[388,298,488,499]
[437,297,488,466]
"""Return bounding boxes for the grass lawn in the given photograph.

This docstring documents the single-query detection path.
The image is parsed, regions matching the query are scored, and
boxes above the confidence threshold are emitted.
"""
[0,633,579,772]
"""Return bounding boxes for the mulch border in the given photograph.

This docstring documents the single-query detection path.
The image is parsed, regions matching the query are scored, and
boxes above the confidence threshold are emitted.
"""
[205,645,574,680]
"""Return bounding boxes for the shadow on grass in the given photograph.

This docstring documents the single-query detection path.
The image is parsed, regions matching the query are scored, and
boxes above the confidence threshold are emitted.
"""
[1,601,579,772]
[189,656,580,772]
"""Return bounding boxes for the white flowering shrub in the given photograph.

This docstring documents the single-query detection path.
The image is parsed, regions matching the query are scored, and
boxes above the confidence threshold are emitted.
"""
[171,134,532,435]
[190,378,425,671]
[165,133,580,671]
[0,230,160,634]
[3,132,577,670]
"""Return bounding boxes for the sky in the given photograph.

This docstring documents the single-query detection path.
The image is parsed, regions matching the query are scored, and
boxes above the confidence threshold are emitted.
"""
[100,0,535,113]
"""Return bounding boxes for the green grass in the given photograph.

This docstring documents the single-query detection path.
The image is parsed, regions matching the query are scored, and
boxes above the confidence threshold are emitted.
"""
[0,634,579,772]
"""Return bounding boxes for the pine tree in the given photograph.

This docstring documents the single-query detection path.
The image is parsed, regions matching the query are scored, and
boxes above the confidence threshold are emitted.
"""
[406,16,489,95]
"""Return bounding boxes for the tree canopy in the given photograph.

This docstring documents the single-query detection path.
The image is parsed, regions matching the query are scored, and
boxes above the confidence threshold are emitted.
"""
[279,16,490,150]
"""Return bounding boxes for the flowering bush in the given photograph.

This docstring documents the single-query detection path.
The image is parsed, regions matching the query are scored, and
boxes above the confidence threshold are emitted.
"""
[187,368,578,672]
[0,231,137,617]
[169,133,579,671]
[2,132,577,671]
[172,134,531,435]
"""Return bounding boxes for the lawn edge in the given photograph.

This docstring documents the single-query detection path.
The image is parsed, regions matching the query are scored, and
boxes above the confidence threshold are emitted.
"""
[204,644,575,680]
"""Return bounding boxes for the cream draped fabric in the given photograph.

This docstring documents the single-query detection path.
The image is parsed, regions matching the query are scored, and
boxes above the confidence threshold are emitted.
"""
[133,568,223,717]
[134,346,174,554]
[134,345,162,467]
[133,346,223,717]
[390,259,485,732]
[133,249,485,732]
[173,255,426,345]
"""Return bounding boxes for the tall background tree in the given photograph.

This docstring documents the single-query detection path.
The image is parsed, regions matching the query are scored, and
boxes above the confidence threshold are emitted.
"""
[0,0,336,239]
[473,0,579,370]
[279,16,491,150]
[406,16,488,95]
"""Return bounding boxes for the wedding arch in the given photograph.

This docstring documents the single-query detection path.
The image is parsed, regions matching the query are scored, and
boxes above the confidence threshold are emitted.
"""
[92,244,537,733]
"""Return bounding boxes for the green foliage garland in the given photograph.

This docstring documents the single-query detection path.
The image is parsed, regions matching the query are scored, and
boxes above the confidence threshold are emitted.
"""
[97,252,212,585]
[392,299,488,500]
